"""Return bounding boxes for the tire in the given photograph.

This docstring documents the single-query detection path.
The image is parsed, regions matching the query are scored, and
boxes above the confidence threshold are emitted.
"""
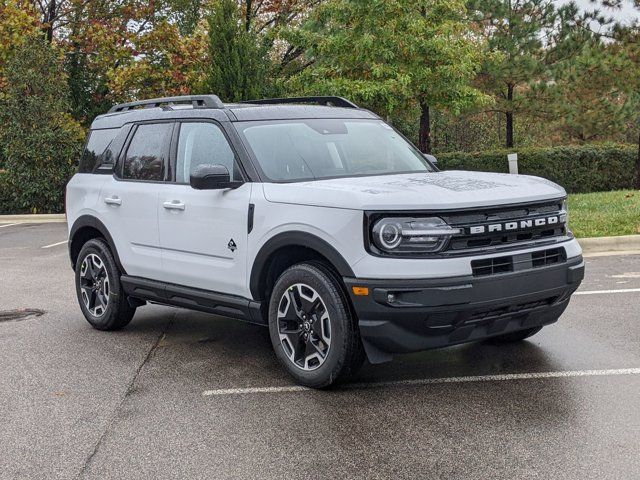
[485,326,543,344]
[75,238,136,331]
[268,262,365,388]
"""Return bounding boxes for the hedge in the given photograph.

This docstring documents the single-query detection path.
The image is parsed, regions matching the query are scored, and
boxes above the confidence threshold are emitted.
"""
[0,38,84,215]
[436,143,638,194]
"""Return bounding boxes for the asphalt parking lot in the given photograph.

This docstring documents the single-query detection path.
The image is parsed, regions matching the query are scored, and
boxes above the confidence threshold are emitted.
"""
[1,222,639,479]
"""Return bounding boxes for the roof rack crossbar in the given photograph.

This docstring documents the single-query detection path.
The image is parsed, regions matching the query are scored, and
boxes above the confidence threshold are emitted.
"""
[241,96,359,109]
[108,95,225,113]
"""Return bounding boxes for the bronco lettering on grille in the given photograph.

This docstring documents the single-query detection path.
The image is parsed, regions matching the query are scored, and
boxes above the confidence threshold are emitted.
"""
[468,215,561,235]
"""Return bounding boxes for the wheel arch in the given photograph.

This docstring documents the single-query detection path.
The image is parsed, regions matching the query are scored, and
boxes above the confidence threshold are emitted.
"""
[249,231,355,302]
[69,215,125,273]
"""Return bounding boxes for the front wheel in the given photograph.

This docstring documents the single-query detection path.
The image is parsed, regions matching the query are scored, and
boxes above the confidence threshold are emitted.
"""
[268,263,365,388]
[75,238,136,331]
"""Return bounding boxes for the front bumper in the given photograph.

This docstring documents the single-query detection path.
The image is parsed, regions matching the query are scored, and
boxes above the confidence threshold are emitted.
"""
[344,256,585,363]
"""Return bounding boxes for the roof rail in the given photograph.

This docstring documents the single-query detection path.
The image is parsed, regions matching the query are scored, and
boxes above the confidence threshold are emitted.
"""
[108,95,225,113]
[241,96,359,109]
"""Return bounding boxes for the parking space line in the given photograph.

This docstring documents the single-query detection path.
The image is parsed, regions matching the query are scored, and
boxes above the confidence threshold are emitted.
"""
[202,367,640,396]
[41,240,68,249]
[575,288,640,295]
[0,223,19,228]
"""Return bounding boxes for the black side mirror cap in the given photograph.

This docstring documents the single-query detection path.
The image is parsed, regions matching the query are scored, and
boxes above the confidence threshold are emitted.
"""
[190,164,242,190]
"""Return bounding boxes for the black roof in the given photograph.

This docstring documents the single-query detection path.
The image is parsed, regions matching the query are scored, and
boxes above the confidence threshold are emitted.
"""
[92,95,378,129]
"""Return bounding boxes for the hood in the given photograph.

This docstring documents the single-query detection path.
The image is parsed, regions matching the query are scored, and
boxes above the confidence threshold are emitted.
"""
[262,171,566,211]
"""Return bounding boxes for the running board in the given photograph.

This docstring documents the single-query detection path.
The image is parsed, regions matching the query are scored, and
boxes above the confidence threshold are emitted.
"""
[120,275,265,325]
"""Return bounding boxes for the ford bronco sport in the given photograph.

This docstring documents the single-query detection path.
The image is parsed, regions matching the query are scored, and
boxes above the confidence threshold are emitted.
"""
[66,95,585,388]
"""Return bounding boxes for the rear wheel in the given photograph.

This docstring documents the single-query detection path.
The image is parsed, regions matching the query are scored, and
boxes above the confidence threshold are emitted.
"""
[268,263,365,388]
[485,326,543,344]
[75,238,136,331]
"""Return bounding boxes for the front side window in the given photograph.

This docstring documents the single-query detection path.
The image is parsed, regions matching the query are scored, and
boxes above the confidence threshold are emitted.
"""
[122,123,172,181]
[236,119,434,182]
[175,122,238,183]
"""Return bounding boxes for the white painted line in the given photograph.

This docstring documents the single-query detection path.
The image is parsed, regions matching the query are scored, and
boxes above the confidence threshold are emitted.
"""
[575,288,640,295]
[611,273,640,279]
[204,385,311,396]
[41,240,68,249]
[202,367,640,396]
[584,250,640,258]
[0,223,19,228]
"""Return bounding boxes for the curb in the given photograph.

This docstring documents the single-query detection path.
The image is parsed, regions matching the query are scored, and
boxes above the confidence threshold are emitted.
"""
[0,214,66,224]
[578,234,640,255]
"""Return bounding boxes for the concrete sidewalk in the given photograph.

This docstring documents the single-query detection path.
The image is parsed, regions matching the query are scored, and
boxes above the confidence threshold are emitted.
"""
[578,234,640,255]
[0,214,65,224]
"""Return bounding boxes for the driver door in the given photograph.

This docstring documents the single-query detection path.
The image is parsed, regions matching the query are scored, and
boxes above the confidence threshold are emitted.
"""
[157,121,251,298]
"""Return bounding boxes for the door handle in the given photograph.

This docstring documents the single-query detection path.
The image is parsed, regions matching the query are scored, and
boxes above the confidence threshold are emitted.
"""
[104,196,122,206]
[163,201,185,211]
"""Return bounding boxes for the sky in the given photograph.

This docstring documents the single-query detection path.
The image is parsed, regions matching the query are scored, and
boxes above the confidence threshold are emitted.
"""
[556,0,639,24]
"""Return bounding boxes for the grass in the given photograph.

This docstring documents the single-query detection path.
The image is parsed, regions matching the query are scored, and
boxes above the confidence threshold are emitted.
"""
[568,190,640,238]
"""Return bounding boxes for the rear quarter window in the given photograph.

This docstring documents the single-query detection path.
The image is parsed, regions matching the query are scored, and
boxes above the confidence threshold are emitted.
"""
[79,128,120,173]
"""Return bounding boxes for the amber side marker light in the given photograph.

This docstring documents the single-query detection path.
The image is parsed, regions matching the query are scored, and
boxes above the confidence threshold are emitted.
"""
[352,286,370,296]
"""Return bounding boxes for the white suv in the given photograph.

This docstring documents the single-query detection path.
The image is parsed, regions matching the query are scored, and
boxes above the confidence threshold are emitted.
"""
[66,95,584,387]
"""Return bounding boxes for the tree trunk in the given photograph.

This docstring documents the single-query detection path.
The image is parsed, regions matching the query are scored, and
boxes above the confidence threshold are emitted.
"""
[43,0,56,42]
[419,102,432,154]
[245,0,253,32]
[505,84,514,149]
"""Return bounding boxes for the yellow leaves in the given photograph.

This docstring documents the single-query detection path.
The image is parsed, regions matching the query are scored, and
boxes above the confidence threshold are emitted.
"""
[0,0,40,68]
[106,20,208,101]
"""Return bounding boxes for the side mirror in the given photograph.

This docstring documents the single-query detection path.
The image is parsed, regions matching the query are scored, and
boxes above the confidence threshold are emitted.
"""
[190,164,241,190]
[423,153,438,165]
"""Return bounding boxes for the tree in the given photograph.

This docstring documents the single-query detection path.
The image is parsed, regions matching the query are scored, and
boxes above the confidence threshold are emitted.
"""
[594,0,640,188]
[0,0,39,73]
[51,1,211,121]
[468,0,596,148]
[0,36,84,213]
[108,20,208,101]
[284,0,485,153]
[205,0,270,101]
[550,40,639,143]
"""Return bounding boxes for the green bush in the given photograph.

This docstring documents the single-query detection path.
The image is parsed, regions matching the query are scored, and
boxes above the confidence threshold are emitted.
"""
[437,144,638,194]
[0,36,84,214]
[0,170,10,213]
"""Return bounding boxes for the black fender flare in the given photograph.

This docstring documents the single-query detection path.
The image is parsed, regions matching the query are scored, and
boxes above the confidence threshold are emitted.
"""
[68,215,125,273]
[249,231,355,300]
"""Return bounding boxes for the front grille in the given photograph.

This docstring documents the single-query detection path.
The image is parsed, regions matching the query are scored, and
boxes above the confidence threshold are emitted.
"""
[440,200,568,254]
[532,247,565,267]
[449,226,563,251]
[471,247,567,277]
[470,256,513,276]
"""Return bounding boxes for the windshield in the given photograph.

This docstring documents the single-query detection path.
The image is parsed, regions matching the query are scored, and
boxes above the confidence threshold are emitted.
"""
[236,119,434,182]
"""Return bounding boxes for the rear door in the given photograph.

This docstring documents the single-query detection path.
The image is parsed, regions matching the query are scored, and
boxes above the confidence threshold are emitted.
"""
[157,120,252,297]
[99,122,174,280]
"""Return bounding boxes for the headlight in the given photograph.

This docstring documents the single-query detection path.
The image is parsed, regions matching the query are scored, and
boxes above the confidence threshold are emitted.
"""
[371,217,461,254]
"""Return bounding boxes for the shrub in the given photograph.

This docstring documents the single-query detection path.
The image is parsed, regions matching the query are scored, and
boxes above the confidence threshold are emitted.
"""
[0,170,10,213]
[0,36,84,214]
[436,144,638,194]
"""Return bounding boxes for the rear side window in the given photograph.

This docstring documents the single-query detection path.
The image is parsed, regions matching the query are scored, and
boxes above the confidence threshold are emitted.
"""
[79,129,118,173]
[122,123,172,181]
